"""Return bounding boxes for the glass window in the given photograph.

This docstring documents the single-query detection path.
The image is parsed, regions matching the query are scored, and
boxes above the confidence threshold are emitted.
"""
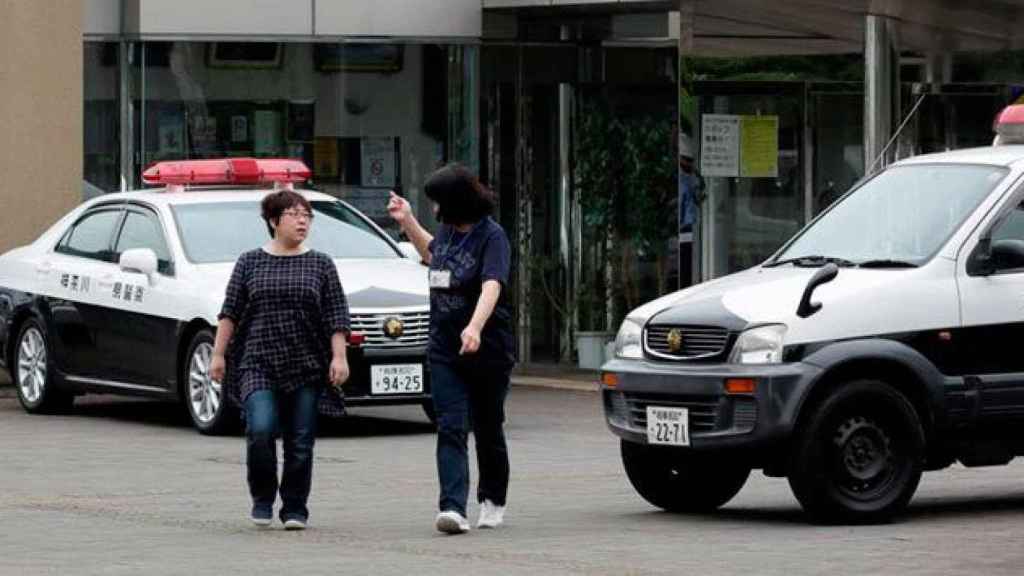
[172,200,400,264]
[133,41,478,236]
[775,164,1007,266]
[84,42,121,198]
[114,210,174,275]
[991,200,1024,243]
[56,209,123,262]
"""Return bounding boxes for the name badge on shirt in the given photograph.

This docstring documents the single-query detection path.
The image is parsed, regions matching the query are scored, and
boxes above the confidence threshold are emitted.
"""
[429,269,452,289]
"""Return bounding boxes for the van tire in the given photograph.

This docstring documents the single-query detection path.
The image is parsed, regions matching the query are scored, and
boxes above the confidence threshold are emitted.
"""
[621,440,750,512]
[788,379,924,524]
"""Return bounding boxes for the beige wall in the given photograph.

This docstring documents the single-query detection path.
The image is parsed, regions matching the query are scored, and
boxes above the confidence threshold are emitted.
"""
[0,1,83,253]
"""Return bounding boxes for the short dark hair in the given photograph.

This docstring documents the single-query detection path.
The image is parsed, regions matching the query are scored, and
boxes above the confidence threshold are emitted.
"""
[260,190,312,238]
[424,164,496,226]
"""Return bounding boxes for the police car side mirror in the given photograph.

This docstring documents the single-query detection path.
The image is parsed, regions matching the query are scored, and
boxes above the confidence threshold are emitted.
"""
[119,248,159,283]
[397,241,420,261]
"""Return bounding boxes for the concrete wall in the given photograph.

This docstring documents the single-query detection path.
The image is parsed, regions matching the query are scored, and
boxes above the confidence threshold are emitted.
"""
[123,0,482,37]
[0,1,83,253]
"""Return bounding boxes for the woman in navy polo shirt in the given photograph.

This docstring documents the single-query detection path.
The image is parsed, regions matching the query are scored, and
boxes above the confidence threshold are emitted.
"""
[387,164,515,535]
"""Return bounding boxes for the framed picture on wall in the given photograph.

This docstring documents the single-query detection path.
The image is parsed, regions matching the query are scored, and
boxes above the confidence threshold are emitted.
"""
[314,44,404,73]
[207,42,283,69]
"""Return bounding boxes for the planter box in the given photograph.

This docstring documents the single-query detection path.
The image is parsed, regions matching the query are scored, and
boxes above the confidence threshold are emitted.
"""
[576,331,615,370]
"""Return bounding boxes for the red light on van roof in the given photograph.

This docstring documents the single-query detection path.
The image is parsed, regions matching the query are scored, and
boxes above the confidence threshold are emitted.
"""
[141,158,311,186]
[994,104,1024,145]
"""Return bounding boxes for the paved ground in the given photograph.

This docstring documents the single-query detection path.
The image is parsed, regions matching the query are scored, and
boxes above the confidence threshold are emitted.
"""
[2,384,1024,575]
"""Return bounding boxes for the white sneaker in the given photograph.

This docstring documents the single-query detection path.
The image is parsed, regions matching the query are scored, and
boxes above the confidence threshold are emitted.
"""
[435,510,470,534]
[476,499,505,529]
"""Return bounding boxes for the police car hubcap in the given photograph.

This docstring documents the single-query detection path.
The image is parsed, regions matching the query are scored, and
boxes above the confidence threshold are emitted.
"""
[188,343,221,424]
[17,327,46,404]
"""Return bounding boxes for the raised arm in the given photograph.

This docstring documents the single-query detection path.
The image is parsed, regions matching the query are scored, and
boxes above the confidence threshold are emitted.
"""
[387,191,433,265]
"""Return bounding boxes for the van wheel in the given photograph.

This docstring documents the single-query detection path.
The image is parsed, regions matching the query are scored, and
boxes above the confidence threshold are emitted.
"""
[620,440,750,512]
[788,379,924,524]
[182,329,238,435]
[14,319,73,414]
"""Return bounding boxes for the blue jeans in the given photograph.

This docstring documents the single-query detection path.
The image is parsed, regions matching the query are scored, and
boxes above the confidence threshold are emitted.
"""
[431,361,511,517]
[244,386,318,522]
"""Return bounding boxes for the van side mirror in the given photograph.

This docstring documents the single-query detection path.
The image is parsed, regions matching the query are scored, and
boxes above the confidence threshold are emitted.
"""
[796,263,839,318]
[991,239,1024,271]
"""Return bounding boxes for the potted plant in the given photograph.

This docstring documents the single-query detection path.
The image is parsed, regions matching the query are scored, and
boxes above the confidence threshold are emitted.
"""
[574,95,678,366]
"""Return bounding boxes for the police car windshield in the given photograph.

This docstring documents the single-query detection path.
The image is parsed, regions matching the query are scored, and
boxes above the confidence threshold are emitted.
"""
[773,164,1008,267]
[172,200,400,263]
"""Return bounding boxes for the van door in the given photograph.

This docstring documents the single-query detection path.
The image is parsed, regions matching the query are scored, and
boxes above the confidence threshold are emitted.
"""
[957,195,1024,418]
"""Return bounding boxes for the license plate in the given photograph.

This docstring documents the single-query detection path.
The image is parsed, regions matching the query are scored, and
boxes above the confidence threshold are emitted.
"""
[646,406,689,446]
[370,364,424,395]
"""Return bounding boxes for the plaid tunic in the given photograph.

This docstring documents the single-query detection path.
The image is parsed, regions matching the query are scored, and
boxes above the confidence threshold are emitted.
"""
[219,248,350,417]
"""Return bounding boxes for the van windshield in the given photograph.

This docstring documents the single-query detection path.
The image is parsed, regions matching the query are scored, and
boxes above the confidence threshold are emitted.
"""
[771,164,1008,267]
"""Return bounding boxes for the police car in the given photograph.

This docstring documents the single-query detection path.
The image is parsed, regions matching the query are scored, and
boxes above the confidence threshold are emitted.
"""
[0,158,432,434]
[602,104,1024,523]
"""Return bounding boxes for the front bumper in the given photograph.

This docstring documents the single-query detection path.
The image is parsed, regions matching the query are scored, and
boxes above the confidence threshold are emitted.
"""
[342,346,431,407]
[602,357,821,453]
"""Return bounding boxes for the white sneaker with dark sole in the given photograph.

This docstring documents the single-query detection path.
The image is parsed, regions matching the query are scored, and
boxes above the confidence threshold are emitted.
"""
[283,518,307,531]
[435,511,470,534]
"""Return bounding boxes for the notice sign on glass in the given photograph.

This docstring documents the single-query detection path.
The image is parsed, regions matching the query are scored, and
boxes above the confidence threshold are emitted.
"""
[740,115,779,178]
[700,114,740,177]
[361,137,396,188]
[700,114,779,178]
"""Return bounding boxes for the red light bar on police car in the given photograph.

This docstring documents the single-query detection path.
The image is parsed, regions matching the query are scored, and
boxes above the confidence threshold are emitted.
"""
[993,104,1024,145]
[141,158,311,186]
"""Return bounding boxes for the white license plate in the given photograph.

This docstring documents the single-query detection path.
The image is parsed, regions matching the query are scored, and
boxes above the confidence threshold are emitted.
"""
[370,364,424,395]
[646,406,689,446]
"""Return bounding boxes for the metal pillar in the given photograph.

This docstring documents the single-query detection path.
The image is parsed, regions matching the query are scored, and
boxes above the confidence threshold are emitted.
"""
[557,27,575,363]
[864,14,899,172]
[515,45,533,365]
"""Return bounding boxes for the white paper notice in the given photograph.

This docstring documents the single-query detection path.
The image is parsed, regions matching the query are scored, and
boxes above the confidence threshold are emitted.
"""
[701,114,740,177]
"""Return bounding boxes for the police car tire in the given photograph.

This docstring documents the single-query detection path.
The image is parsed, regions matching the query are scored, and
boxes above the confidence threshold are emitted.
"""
[13,319,73,414]
[620,440,750,513]
[788,379,924,525]
[182,329,238,436]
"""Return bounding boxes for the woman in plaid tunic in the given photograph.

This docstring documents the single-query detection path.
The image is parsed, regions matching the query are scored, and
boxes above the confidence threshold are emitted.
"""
[210,190,351,530]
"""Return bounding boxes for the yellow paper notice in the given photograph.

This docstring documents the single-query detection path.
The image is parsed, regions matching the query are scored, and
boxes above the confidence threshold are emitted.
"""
[740,116,778,178]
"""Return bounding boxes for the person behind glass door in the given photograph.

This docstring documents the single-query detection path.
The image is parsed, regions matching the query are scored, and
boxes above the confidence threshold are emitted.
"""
[210,190,352,530]
[678,133,705,288]
[386,164,515,535]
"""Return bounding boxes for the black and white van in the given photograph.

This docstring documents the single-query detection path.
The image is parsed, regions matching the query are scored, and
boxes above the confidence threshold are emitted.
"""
[602,113,1024,523]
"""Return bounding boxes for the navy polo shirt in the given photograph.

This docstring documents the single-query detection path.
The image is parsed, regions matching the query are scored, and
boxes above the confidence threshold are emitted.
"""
[427,217,515,367]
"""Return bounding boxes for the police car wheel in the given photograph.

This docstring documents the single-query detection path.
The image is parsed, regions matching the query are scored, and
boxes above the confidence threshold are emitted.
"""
[620,440,750,513]
[13,319,73,414]
[183,329,237,435]
[788,379,924,524]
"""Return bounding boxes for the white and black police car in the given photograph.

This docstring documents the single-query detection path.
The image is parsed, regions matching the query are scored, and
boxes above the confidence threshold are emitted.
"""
[603,104,1024,523]
[0,158,431,434]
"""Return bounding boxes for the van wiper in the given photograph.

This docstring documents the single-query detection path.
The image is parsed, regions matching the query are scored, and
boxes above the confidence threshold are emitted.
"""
[857,259,919,269]
[766,255,857,268]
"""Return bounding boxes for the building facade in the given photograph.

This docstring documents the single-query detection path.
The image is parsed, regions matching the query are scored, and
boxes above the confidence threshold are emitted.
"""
[8,1,1024,364]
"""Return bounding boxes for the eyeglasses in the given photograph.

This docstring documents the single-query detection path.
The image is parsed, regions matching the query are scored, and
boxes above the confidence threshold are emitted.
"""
[282,209,314,221]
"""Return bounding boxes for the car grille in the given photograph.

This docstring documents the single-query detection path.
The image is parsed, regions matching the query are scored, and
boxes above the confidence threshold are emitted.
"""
[644,324,730,360]
[349,311,430,348]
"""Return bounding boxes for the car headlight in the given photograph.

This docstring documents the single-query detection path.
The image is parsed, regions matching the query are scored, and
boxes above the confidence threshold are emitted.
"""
[614,317,644,359]
[728,324,787,364]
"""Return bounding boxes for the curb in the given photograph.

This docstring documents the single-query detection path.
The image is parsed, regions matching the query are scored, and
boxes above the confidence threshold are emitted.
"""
[510,375,599,392]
